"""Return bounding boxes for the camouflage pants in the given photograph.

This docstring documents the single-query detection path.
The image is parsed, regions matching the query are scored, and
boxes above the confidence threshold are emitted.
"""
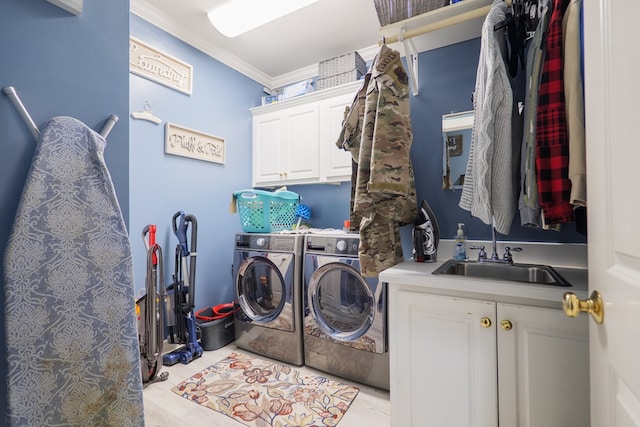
[358,212,404,278]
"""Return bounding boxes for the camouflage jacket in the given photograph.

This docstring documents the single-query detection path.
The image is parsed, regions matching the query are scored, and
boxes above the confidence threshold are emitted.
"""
[336,44,417,225]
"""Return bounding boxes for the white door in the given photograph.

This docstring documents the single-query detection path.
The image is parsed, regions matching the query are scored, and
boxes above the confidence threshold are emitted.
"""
[583,0,640,424]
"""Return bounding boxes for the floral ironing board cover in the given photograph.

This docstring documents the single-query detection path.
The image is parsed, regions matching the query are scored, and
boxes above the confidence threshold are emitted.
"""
[4,116,144,426]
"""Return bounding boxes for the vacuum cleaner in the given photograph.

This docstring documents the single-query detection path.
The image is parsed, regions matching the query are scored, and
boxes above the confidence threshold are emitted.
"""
[137,224,168,385]
[162,211,203,366]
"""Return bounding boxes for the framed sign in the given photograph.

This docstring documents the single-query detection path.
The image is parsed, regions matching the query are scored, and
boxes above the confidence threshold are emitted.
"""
[129,37,193,95]
[165,123,225,164]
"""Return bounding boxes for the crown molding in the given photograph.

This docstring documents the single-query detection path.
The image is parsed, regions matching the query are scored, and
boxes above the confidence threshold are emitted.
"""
[271,43,379,89]
[131,1,383,91]
[131,0,273,88]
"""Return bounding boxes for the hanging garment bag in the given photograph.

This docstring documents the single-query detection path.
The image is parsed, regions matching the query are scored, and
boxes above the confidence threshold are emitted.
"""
[4,116,144,426]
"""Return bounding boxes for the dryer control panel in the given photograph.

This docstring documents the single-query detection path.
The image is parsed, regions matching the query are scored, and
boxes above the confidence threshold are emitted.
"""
[306,235,359,256]
[235,233,301,252]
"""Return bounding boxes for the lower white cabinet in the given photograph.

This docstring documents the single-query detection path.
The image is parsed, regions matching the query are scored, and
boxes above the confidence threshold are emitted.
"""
[390,290,589,427]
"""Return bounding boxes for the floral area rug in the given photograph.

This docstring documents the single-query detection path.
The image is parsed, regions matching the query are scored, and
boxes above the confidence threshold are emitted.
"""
[172,352,359,427]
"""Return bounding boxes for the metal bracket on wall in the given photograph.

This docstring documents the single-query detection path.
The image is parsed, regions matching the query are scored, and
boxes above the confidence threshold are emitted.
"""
[46,0,83,15]
[2,86,118,140]
[399,27,420,96]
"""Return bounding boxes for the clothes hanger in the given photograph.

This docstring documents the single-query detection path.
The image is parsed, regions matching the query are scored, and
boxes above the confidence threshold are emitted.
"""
[131,101,162,124]
[494,0,528,78]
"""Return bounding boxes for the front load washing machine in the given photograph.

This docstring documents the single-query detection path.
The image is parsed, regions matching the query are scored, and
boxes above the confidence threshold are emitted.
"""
[233,233,304,365]
[303,234,389,390]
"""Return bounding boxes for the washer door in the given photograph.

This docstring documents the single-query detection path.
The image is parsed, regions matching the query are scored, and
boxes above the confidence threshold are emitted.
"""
[307,262,374,342]
[236,254,293,330]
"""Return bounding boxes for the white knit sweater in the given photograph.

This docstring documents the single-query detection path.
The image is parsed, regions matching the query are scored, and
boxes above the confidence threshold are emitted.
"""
[459,0,518,235]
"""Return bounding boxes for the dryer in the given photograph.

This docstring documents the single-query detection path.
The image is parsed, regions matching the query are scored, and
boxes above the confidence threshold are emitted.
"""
[303,234,389,390]
[233,233,304,365]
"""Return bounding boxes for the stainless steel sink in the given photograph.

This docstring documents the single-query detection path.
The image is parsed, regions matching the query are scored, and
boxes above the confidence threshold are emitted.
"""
[432,259,572,287]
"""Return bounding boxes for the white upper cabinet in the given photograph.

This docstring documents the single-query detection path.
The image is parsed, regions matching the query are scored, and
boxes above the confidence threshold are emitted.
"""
[319,91,354,182]
[251,81,360,187]
[253,103,320,186]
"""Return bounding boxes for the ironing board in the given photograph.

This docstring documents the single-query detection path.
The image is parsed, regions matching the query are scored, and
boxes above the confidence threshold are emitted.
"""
[4,116,144,425]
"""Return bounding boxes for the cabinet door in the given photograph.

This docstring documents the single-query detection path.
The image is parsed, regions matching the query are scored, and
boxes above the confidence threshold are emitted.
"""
[253,112,284,185]
[497,303,589,427]
[282,103,319,182]
[391,290,497,427]
[319,92,354,181]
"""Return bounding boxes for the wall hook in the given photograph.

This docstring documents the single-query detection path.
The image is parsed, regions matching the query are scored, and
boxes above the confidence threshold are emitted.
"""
[131,101,162,124]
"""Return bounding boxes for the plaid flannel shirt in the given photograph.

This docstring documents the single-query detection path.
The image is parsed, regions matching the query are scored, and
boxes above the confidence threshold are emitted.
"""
[535,0,574,224]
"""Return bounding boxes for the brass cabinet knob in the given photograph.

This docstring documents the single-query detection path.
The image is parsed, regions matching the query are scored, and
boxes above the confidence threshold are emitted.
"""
[563,290,604,324]
[501,320,512,331]
[480,317,492,328]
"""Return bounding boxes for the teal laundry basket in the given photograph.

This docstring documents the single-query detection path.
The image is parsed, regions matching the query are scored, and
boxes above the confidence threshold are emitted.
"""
[232,189,300,232]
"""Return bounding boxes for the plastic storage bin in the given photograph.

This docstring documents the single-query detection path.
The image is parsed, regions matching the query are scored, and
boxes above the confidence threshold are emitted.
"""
[195,305,235,351]
[232,189,300,233]
[318,52,367,79]
[374,0,449,26]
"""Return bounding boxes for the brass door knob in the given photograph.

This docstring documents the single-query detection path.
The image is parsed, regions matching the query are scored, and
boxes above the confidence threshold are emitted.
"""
[501,320,512,331]
[563,290,604,324]
[480,317,492,328]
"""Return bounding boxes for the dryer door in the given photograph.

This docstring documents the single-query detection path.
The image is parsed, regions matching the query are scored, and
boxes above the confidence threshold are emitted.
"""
[235,251,295,331]
[307,259,385,353]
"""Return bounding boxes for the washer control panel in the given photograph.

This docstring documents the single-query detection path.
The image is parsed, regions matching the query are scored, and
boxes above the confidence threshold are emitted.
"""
[306,235,359,256]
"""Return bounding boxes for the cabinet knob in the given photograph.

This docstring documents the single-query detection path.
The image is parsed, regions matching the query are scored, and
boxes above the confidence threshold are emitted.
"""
[563,291,604,324]
[480,317,492,328]
[501,320,512,331]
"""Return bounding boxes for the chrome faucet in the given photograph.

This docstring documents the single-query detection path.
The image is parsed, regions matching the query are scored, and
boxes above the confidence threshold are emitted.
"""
[470,226,522,264]
[503,246,522,264]
[490,226,500,261]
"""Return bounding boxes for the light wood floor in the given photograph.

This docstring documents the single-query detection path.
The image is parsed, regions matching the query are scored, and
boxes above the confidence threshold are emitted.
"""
[143,343,391,426]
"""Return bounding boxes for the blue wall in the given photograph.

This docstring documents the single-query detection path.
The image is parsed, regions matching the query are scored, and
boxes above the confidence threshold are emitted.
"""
[409,39,585,244]
[0,0,130,422]
[128,28,585,303]
[290,40,586,260]
[129,15,264,308]
[0,7,585,423]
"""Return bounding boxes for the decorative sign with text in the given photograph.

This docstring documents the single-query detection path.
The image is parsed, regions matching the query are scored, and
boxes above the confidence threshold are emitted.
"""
[129,37,193,95]
[165,123,225,164]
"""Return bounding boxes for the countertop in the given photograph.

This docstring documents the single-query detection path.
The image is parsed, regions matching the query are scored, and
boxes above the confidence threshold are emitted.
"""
[380,252,588,310]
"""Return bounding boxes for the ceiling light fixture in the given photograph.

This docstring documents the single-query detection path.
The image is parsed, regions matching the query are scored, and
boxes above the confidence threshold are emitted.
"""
[207,0,320,38]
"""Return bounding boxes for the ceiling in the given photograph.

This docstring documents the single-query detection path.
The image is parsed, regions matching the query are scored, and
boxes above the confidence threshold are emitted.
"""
[131,0,383,89]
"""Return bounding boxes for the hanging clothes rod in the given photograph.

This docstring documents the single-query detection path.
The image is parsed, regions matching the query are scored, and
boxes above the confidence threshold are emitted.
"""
[2,86,118,140]
[378,5,492,45]
[377,2,493,96]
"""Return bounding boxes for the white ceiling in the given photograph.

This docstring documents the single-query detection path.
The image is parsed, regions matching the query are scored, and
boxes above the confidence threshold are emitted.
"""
[131,0,383,89]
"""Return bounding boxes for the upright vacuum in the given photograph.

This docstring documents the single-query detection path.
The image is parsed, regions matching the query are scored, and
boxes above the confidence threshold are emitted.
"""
[162,211,203,365]
[137,224,168,385]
